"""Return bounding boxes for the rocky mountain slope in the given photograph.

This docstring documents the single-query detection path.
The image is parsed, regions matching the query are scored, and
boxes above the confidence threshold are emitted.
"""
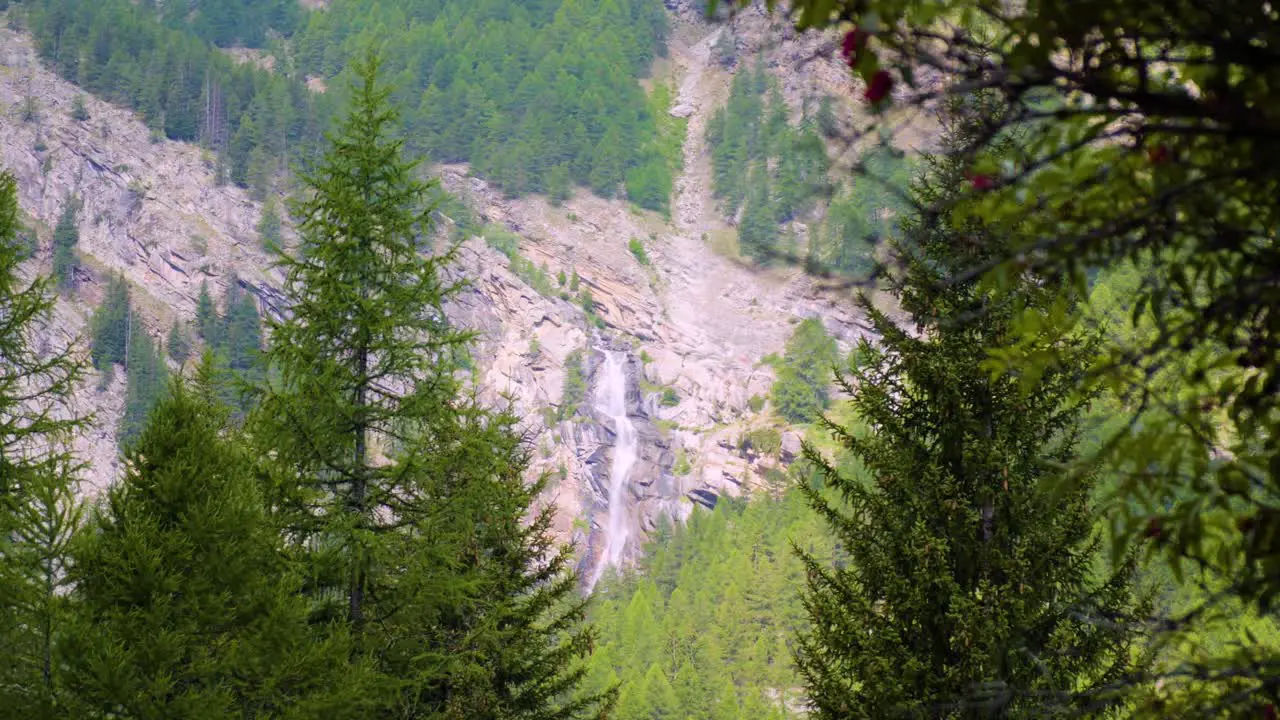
[0,5,897,584]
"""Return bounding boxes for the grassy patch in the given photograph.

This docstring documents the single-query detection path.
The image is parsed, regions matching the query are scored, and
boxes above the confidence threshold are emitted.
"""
[706,228,741,259]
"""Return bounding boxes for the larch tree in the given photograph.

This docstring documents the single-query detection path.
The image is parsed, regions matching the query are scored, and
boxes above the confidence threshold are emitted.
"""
[0,170,85,717]
[795,105,1149,718]
[252,50,611,719]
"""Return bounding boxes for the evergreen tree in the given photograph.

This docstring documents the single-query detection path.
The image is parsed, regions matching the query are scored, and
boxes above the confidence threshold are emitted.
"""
[118,318,167,444]
[167,319,191,364]
[770,317,838,424]
[63,369,373,718]
[257,198,283,251]
[194,279,219,346]
[51,197,80,290]
[0,170,85,718]
[253,52,610,718]
[89,273,130,369]
[794,108,1147,718]
[70,94,89,121]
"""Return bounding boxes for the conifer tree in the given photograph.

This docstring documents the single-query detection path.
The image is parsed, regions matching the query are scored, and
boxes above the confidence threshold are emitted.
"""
[253,50,610,718]
[51,197,79,290]
[794,104,1148,718]
[194,279,219,345]
[88,273,129,369]
[0,170,86,717]
[167,319,191,363]
[63,367,373,718]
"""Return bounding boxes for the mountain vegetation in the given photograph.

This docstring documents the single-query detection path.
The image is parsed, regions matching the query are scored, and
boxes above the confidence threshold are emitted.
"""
[24,0,674,208]
[1,0,1277,716]
[586,490,835,720]
[706,62,830,262]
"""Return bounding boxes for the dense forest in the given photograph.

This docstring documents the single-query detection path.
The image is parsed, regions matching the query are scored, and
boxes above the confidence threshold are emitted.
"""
[586,490,834,720]
[704,62,911,274]
[21,0,675,208]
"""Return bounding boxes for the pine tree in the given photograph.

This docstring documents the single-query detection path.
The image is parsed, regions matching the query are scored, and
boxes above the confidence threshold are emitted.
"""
[194,279,219,346]
[89,274,130,369]
[118,318,168,444]
[257,198,283,251]
[62,368,373,718]
[794,104,1147,718]
[253,51,610,718]
[0,170,86,716]
[51,197,80,290]
[167,319,191,363]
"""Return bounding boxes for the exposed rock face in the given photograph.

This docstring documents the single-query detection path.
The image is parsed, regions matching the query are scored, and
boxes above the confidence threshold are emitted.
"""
[0,6,888,575]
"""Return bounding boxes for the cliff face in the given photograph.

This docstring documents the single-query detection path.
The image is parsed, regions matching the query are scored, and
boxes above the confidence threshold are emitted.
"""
[0,5,883,578]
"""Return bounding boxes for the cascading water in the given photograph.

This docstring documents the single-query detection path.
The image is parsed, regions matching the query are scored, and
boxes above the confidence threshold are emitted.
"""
[585,350,639,592]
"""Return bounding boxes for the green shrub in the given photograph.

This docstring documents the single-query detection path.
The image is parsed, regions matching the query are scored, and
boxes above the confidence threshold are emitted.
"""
[740,427,782,457]
[748,394,766,412]
[673,448,692,476]
[660,387,680,407]
[559,349,587,420]
[628,237,650,265]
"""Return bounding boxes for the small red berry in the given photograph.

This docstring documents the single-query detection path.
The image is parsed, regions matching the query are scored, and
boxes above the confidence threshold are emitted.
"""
[841,28,870,67]
[1148,144,1170,165]
[863,70,893,103]
[1143,517,1164,540]
[1263,703,1276,720]
[964,171,994,191]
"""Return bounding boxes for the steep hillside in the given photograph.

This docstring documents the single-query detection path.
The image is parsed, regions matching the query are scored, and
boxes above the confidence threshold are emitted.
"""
[0,4,883,584]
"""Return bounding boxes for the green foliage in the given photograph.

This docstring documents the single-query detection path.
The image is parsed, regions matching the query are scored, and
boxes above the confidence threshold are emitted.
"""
[119,316,168,444]
[738,1,1280,703]
[252,55,610,718]
[484,224,555,296]
[166,320,191,364]
[294,0,669,203]
[18,95,37,123]
[748,394,766,412]
[628,237,650,265]
[672,448,692,476]
[69,93,89,121]
[89,273,130,369]
[257,199,283,251]
[27,0,320,194]
[560,348,588,421]
[739,427,781,457]
[705,63,829,262]
[0,170,86,716]
[194,280,218,344]
[793,120,1148,717]
[659,386,680,407]
[588,491,835,719]
[808,139,912,279]
[64,374,370,718]
[770,317,838,423]
[51,197,79,290]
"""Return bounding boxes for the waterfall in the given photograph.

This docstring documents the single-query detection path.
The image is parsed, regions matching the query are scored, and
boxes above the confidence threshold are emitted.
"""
[586,350,639,592]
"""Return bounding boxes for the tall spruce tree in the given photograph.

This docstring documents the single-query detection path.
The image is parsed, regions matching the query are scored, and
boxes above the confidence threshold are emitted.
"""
[252,50,611,718]
[63,367,373,718]
[794,104,1147,718]
[51,197,79,290]
[0,170,85,717]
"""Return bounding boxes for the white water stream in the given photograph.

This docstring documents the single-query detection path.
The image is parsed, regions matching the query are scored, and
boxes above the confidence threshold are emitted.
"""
[585,350,639,591]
